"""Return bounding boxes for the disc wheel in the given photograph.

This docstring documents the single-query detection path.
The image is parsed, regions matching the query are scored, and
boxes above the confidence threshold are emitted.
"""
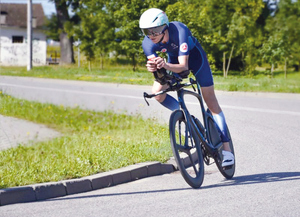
[169,110,204,188]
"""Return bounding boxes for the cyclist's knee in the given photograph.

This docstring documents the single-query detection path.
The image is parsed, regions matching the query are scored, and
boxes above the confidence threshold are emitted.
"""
[202,86,222,114]
[153,92,166,102]
[152,82,167,102]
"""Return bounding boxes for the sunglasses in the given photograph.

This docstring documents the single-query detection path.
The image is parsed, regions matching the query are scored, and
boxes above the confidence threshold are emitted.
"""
[142,24,168,37]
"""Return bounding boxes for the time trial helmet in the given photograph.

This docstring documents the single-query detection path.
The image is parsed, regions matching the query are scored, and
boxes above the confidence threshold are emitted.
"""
[139,8,169,37]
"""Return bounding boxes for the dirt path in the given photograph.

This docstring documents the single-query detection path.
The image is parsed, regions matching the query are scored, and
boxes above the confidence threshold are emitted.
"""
[0,115,61,150]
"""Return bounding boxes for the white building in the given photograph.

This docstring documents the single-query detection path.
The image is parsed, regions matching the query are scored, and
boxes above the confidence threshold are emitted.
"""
[0,3,47,66]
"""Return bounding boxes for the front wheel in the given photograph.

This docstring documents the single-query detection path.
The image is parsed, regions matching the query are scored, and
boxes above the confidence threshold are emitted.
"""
[169,110,204,188]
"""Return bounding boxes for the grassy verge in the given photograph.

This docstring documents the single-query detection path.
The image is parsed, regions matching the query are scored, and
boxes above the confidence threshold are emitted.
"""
[0,92,171,188]
[213,70,300,93]
[0,65,299,93]
[0,65,153,85]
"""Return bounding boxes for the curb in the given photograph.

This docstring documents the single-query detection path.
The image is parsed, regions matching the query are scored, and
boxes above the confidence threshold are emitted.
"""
[0,161,176,206]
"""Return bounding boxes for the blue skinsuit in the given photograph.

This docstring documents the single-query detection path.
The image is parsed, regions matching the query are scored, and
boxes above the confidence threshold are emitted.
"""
[142,21,213,87]
[142,21,230,142]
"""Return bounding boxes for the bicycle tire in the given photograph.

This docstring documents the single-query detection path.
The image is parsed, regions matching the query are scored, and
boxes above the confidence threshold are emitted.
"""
[206,116,235,179]
[169,110,204,188]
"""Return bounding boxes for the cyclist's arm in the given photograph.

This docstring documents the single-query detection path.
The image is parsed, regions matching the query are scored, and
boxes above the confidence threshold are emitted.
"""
[156,55,189,73]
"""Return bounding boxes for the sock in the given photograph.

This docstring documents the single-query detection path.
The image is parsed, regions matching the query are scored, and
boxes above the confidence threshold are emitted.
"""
[160,94,179,111]
[213,111,230,142]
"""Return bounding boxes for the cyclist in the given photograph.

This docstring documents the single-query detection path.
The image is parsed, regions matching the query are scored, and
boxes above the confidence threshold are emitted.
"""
[139,8,234,167]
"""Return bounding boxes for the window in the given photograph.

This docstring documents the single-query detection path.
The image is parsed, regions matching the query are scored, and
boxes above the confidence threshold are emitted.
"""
[32,17,37,28]
[0,11,7,25]
[12,36,24,43]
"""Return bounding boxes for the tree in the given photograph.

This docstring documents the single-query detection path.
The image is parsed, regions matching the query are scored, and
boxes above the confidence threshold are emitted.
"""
[266,0,300,72]
[260,35,285,77]
[69,0,113,70]
[51,0,81,64]
[93,8,115,69]
[113,0,143,70]
[45,14,60,42]
[226,0,265,75]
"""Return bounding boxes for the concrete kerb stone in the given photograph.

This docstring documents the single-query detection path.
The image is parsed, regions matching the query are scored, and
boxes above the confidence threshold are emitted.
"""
[63,178,92,195]
[147,162,163,176]
[87,173,113,190]
[0,161,176,206]
[33,182,67,201]
[0,186,36,206]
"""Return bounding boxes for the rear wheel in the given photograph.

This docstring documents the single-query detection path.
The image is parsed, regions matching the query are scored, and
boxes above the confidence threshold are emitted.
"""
[169,110,204,188]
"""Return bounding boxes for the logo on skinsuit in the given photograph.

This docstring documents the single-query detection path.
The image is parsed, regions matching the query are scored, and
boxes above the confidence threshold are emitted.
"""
[180,43,188,52]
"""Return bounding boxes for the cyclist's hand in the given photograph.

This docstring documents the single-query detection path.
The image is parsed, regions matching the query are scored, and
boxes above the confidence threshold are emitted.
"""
[155,57,166,69]
[146,59,157,72]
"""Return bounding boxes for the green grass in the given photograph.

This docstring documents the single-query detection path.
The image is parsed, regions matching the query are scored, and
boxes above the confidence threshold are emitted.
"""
[1,65,299,93]
[0,65,153,85]
[214,73,300,93]
[212,69,300,93]
[0,92,171,188]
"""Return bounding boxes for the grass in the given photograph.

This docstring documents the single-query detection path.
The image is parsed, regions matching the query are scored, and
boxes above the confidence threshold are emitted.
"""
[214,74,300,93]
[0,92,171,188]
[1,65,299,93]
[212,70,300,93]
[0,65,153,85]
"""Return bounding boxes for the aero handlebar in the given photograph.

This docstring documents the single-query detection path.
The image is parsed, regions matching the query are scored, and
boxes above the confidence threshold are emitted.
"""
[143,77,197,106]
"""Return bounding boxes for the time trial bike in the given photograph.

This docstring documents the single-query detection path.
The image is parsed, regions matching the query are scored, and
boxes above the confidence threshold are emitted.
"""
[143,70,235,188]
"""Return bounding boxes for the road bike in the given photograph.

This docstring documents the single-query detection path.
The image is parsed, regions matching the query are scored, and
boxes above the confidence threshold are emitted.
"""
[143,70,235,188]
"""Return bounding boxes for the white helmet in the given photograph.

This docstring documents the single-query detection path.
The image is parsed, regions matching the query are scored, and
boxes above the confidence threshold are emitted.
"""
[139,8,169,36]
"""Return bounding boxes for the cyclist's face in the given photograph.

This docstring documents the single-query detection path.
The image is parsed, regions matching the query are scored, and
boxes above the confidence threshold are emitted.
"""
[148,33,164,43]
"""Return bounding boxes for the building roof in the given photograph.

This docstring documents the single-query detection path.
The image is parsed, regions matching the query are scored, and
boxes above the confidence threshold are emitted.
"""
[0,3,45,28]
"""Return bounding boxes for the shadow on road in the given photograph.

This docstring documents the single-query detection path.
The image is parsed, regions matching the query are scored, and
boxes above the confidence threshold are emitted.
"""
[48,187,192,202]
[203,171,300,189]
[48,172,299,202]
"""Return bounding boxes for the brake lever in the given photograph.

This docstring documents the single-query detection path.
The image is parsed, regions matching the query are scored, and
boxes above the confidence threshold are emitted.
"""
[143,92,150,106]
[192,84,196,92]
[189,78,196,92]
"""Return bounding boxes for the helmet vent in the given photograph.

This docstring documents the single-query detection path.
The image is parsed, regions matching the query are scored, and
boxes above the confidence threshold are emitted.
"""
[152,17,158,23]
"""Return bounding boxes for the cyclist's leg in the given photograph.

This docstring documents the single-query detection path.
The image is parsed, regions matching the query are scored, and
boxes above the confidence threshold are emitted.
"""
[190,43,231,152]
[201,85,231,152]
[152,81,179,111]
[202,86,235,168]
[191,41,234,168]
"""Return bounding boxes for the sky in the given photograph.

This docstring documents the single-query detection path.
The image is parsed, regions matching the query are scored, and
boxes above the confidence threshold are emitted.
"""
[1,0,56,16]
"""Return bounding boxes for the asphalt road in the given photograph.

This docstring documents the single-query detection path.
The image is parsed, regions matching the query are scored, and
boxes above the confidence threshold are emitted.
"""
[0,76,300,216]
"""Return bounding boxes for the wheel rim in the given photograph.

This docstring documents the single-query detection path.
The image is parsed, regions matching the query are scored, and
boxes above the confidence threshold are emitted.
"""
[170,110,204,188]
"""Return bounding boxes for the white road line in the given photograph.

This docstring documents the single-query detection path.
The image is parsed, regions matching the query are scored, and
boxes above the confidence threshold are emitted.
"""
[0,83,142,100]
[1,83,300,116]
[185,101,300,116]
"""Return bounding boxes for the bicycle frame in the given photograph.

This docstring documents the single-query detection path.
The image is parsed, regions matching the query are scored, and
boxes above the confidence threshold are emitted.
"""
[176,83,223,155]
[143,77,223,154]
